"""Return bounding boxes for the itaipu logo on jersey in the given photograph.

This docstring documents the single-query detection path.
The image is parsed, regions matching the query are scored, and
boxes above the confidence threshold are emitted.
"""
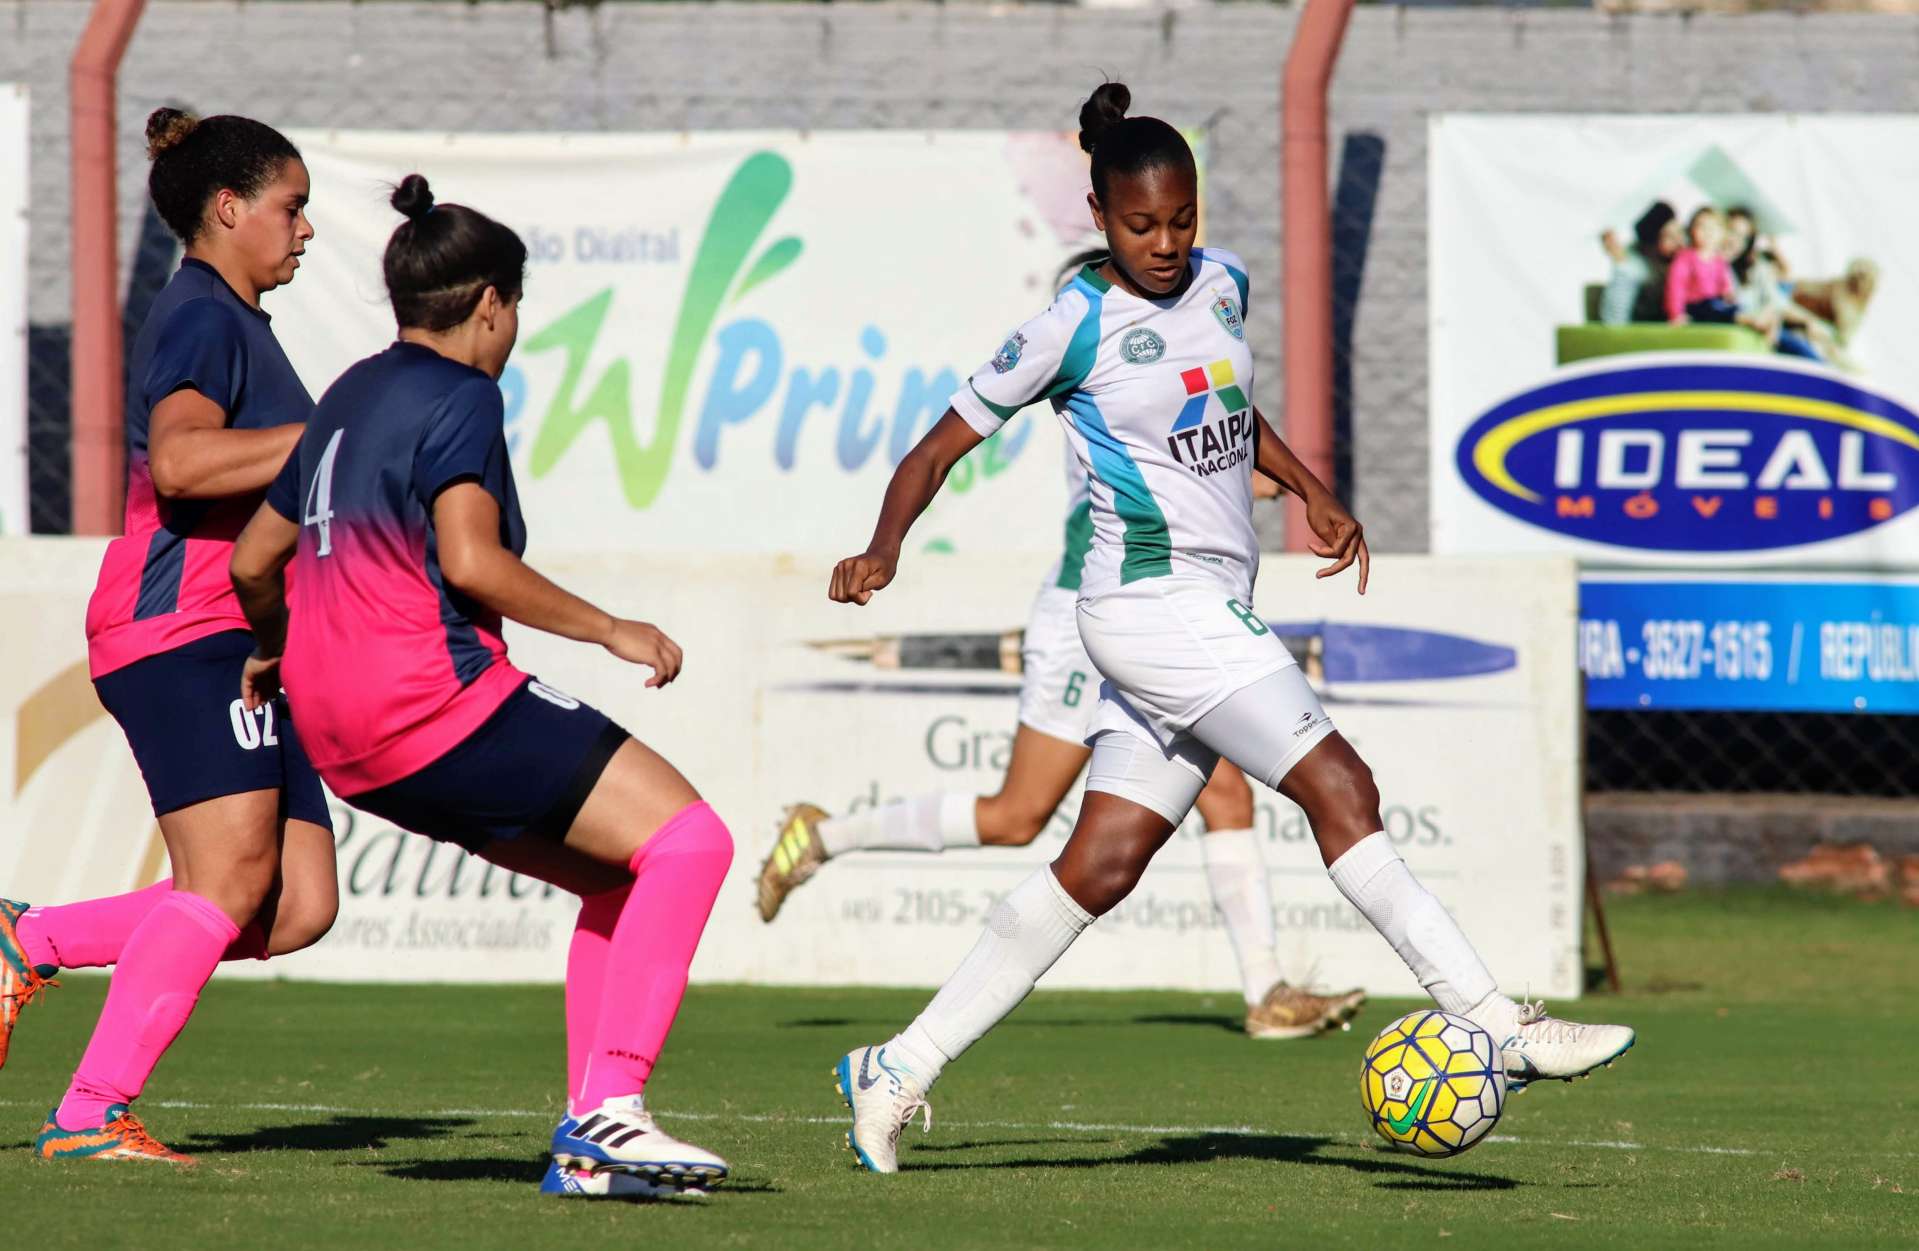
[1167,358,1255,477]
[1456,357,1919,552]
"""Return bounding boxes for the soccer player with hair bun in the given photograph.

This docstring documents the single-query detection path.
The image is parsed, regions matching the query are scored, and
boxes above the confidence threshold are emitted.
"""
[229,175,734,1200]
[828,82,1637,1174]
[3,108,337,1165]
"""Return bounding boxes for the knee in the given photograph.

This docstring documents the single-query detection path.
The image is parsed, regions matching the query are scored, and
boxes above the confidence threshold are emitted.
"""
[1304,756,1382,832]
[267,881,339,956]
[1056,842,1154,918]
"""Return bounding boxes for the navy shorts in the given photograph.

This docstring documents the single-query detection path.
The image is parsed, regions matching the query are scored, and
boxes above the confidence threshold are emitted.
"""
[347,678,628,853]
[93,629,333,828]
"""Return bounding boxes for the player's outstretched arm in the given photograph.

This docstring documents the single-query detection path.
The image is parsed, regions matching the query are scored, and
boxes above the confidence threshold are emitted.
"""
[230,501,300,708]
[433,483,683,687]
[1251,406,1369,594]
[829,410,985,605]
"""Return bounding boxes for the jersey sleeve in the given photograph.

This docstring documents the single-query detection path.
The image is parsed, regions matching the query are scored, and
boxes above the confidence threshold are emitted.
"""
[264,437,304,522]
[142,298,246,415]
[1201,247,1251,319]
[947,290,1088,438]
[413,377,509,507]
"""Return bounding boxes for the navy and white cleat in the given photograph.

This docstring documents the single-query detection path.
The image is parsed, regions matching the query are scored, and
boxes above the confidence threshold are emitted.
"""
[834,1044,932,1175]
[550,1096,728,1188]
[539,1158,706,1200]
[1500,1002,1636,1092]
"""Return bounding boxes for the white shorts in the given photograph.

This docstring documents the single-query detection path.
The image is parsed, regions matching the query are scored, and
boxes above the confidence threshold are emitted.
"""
[1076,575,1295,749]
[1085,666,1336,826]
[1078,576,1333,824]
[1016,581,1098,745]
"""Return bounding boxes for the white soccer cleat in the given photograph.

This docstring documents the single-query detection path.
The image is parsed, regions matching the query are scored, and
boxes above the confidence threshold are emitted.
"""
[1498,1002,1635,1089]
[540,1158,707,1201]
[834,1044,933,1174]
[550,1095,729,1187]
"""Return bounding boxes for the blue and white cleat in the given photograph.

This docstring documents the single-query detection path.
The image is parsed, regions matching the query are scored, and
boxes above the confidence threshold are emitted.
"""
[539,1158,706,1200]
[550,1096,728,1188]
[1499,1002,1635,1092]
[834,1044,932,1174]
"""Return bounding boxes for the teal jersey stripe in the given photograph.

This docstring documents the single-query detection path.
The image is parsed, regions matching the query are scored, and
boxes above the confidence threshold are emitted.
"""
[1044,276,1105,401]
[1063,391,1172,584]
[968,380,1021,422]
[1200,248,1249,316]
[1055,499,1094,591]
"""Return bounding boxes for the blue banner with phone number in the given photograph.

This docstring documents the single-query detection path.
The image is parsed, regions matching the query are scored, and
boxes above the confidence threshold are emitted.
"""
[1580,576,1919,713]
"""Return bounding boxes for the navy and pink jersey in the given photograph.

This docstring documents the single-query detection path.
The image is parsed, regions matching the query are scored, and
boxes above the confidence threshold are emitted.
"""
[86,258,315,678]
[265,342,527,796]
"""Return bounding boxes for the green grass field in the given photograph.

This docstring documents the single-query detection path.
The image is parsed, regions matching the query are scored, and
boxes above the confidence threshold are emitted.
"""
[1,889,1912,1249]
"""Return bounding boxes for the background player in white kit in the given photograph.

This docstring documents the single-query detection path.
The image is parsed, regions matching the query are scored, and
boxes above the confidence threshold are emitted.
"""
[758,439,1365,1040]
[824,82,1637,1174]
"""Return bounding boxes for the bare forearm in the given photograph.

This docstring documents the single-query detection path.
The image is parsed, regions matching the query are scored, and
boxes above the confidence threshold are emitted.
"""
[445,547,615,645]
[233,573,289,658]
[154,424,304,500]
[865,445,953,557]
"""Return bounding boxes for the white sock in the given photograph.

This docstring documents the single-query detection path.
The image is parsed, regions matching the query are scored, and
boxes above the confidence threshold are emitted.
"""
[818,793,980,857]
[1199,827,1285,1005]
[882,866,1093,1091]
[1327,832,1511,1025]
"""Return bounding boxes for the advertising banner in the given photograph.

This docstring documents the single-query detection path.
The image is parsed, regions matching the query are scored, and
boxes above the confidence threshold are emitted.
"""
[1430,115,1919,569]
[0,542,1583,999]
[1582,574,1919,713]
[271,130,1112,559]
[0,86,25,535]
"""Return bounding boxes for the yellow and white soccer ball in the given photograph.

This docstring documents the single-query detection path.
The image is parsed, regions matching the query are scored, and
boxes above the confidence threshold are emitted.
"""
[1359,1009,1507,1158]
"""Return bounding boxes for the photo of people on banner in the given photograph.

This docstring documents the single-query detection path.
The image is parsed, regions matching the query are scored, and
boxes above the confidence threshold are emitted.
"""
[1430,115,1919,570]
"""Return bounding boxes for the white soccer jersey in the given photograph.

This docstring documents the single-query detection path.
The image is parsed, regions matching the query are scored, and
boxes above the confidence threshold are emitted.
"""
[953,248,1258,602]
[1041,448,1094,592]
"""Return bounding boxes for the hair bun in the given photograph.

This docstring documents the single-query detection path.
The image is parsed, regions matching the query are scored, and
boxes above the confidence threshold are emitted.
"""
[390,173,435,222]
[145,107,200,160]
[1077,81,1132,156]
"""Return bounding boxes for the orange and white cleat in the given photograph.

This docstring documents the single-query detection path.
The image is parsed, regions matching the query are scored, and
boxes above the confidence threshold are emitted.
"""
[0,898,58,1071]
[35,1105,196,1165]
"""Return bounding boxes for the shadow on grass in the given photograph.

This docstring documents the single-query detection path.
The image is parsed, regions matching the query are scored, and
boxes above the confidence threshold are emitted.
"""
[364,1155,781,1195]
[904,1133,1520,1191]
[1131,1012,1244,1035]
[179,1115,475,1155]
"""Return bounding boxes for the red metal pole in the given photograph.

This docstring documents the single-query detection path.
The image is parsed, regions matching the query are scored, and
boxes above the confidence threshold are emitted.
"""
[1280,0,1354,551]
[69,0,147,535]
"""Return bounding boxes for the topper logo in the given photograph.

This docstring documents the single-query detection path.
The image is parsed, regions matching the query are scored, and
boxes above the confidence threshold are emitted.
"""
[1455,358,1919,552]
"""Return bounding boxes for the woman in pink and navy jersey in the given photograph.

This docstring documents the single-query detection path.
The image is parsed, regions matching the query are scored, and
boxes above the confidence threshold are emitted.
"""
[229,176,735,1200]
[2,109,339,1166]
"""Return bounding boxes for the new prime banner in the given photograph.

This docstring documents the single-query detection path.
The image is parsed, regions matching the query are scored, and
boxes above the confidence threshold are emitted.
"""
[1430,115,1919,569]
[0,87,25,535]
[271,130,1113,558]
[0,542,1583,998]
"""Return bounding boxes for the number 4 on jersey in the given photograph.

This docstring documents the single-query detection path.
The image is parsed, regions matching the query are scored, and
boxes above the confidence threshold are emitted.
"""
[304,429,344,557]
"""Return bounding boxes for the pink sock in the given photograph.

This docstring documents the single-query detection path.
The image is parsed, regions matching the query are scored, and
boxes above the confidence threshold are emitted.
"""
[565,882,631,1115]
[56,891,239,1130]
[574,801,732,1111]
[20,881,266,972]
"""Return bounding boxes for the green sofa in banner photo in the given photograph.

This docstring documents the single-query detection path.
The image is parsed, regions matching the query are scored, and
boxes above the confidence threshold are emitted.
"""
[1557,283,1770,366]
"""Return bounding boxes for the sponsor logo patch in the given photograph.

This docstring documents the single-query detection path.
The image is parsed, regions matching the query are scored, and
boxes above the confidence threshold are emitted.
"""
[990,331,1026,374]
[1212,293,1244,340]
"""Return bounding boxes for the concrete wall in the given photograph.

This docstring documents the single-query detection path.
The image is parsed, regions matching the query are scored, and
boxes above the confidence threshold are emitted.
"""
[9,2,1919,546]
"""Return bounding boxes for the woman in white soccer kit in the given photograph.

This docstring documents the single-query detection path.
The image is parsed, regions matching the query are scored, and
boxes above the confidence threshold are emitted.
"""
[827,82,1636,1174]
[757,445,1366,1039]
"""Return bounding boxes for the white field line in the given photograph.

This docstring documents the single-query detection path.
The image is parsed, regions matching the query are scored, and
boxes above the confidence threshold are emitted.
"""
[0,1097,1761,1158]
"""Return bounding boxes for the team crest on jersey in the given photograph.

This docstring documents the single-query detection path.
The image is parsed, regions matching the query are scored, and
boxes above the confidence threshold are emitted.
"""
[1121,327,1166,364]
[1212,293,1245,341]
[991,331,1026,374]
